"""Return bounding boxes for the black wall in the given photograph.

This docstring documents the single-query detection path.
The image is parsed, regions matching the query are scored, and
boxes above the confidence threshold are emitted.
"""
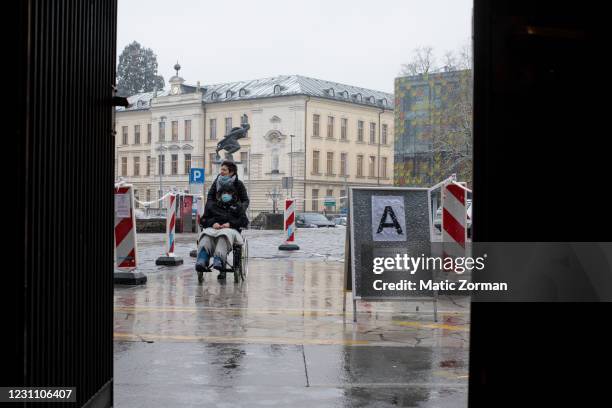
[470,1,607,407]
[7,1,117,406]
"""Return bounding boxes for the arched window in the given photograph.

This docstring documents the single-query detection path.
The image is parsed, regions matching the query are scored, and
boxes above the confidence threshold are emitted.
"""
[353,93,362,102]
[273,84,282,95]
[239,88,247,97]
[211,92,218,100]
[326,88,335,97]
[226,90,233,99]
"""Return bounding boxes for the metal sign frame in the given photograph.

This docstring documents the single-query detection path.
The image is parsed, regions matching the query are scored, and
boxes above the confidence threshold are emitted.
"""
[348,186,438,322]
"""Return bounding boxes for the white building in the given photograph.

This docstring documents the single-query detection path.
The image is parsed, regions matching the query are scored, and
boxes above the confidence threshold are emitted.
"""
[115,65,394,217]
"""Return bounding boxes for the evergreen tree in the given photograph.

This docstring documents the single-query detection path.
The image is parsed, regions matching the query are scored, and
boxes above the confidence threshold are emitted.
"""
[116,41,165,97]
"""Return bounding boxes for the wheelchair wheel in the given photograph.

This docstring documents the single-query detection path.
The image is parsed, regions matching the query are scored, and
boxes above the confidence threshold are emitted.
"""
[240,238,249,281]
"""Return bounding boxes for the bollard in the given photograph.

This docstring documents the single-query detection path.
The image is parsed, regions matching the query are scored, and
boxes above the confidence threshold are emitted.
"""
[190,195,204,258]
[114,183,147,284]
[442,182,468,272]
[156,193,184,266]
[279,198,300,251]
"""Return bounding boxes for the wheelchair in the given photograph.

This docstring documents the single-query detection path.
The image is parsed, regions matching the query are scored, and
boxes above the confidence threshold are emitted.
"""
[196,233,249,284]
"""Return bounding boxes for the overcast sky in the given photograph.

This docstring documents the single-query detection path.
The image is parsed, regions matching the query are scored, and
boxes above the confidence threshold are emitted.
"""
[117,0,472,93]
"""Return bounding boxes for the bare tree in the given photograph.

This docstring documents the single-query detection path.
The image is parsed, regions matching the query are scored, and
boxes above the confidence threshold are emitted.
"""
[400,46,436,76]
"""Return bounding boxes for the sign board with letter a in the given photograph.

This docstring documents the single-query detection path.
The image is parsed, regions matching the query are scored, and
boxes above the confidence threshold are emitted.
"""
[348,186,437,321]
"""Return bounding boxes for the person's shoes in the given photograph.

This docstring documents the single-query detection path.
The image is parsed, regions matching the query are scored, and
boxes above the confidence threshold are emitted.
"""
[195,250,210,273]
[217,271,226,280]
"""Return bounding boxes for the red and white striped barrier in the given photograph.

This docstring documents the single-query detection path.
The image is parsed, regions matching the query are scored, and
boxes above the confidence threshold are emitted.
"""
[442,182,468,272]
[155,192,183,265]
[279,198,300,250]
[114,185,138,269]
[114,184,147,284]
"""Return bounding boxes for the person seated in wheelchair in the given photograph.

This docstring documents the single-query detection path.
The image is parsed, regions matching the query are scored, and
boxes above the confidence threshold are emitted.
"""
[196,184,249,280]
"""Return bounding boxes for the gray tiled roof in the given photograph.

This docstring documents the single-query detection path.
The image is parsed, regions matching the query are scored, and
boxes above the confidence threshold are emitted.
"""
[117,75,394,112]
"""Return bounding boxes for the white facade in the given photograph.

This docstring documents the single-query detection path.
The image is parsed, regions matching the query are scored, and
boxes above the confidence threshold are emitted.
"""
[115,73,394,217]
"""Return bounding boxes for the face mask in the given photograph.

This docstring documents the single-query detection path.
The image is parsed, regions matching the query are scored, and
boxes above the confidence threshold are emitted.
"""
[221,193,233,203]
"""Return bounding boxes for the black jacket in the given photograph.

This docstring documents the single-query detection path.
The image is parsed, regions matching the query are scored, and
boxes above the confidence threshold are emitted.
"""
[200,198,249,230]
[207,175,250,211]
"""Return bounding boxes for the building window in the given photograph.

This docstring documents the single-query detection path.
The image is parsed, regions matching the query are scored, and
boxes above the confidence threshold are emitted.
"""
[122,126,128,145]
[121,157,127,176]
[381,157,387,178]
[326,189,334,205]
[357,121,364,142]
[146,189,151,203]
[382,124,388,145]
[340,153,348,176]
[147,124,152,144]
[171,121,178,141]
[159,121,165,142]
[327,116,334,139]
[158,155,165,175]
[134,189,139,208]
[274,84,281,94]
[146,156,151,176]
[357,155,363,177]
[340,189,346,208]
[184,154,191,174]
[341,118,347,140]
[134,125,140,145]
[312,189,319,212]
[369,156,376,177]
[171,154,178,175]
[210,119,217,140]
[312,150,320,174]
[185,120,192,141]
[225,117,232,135]
[158,190,163,208]
[313,114,320,137]
[326,152,334,175]
[133,156,140,176]
[208,153,215,175]
[370,122,376,144]
[241,152,248,175]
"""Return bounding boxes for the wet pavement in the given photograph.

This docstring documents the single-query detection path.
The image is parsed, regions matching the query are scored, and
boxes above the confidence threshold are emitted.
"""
[114,229,470,407]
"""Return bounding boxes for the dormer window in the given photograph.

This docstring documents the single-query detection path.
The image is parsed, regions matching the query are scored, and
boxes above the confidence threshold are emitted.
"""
[326,88,335,97]
[239,88,247,97]
[211,92,218,100]
[273,84,282,95]
[137,100,145,108]
[226,90,233,99]
[340,91,349,99]
[352,93,362,102]
[367,96,375,104]
[378,98,388,106]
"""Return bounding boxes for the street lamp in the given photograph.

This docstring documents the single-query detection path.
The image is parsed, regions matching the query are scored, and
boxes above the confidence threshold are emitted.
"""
[289,134,295,197]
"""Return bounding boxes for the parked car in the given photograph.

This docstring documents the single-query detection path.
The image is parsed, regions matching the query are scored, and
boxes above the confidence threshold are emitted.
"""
[295,212,336,228]
[333,216,347,226]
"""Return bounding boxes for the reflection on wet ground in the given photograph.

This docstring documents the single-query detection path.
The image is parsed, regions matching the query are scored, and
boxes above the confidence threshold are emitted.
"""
[114,232,469,407]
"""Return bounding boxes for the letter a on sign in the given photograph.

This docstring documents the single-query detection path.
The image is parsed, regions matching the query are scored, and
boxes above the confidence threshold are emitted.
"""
[371,196,407,241]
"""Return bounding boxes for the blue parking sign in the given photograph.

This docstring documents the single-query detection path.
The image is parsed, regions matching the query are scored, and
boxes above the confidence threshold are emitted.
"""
[189,168,205,184]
